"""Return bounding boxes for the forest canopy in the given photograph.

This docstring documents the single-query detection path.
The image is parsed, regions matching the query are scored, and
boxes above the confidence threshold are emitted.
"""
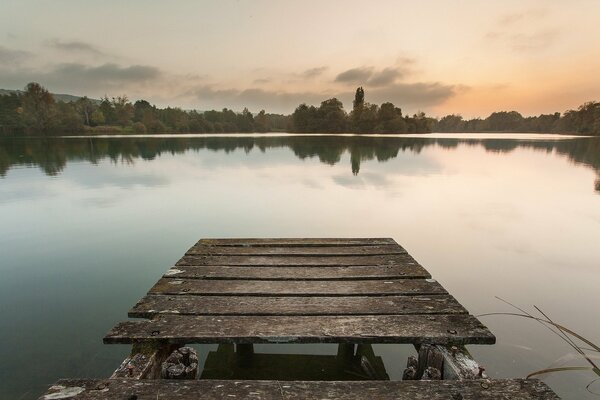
[1,82,599,136]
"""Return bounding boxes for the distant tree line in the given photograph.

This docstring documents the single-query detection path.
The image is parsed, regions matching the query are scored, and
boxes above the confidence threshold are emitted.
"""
[292,87,436,134]
[1,82,599,136]
[0,82,290,135]
[435,103,600,135]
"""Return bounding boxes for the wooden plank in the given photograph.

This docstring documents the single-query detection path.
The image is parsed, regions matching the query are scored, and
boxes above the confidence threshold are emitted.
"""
[149,278,446,296]
[163,264,431,280]
[187,244,406,256]
[196,238,396,247]
[41,379,559,399]
[129,295,467,317]
[103,314,495,345]
[177,254,418,266]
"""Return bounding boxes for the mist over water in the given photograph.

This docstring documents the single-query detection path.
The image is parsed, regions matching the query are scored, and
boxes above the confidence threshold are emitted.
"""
[0,134,599,399]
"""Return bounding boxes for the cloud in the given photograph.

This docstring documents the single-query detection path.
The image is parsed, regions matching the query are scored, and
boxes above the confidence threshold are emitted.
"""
[499,8,549,25]
[54,63,160,82]
[486,29,560,52]
[367,67,404,87]
[509,30,560,51]
[301,66,328,79]
[366,82,459,110]
[487,8,558,52]
[335,61,414,86]
[193,85,327,112]
[48,39,104,55]
[0,62,161,94]
[192,80,458,114]
[0,46,32,64]
[334,67,373,83]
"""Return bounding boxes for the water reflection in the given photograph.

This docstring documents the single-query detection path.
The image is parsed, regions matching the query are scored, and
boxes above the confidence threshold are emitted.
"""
[201,344,389,380]
[1,136,599,193]
[0,134,599,399]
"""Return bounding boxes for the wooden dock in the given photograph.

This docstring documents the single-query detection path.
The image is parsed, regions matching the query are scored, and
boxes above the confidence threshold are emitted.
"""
[39,238,560,399]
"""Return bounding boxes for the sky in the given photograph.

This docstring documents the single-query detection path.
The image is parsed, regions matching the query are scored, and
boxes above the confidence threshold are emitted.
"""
[1,0,599,117]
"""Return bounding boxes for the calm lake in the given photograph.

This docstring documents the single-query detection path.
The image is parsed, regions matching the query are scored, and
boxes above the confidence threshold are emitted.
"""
[0,134,599,399]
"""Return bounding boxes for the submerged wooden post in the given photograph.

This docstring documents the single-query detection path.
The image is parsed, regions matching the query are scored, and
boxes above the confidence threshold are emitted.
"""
[403,344,486,380]
[111,341,178,379]
[236,343,255,368]
[161,346,199,379]
[336,343,356,363]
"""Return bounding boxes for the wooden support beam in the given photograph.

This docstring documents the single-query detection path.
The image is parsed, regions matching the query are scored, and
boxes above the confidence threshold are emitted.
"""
[403,344,486,381]
[436,345,486,380]
[160,347,199,379]
[336,343,356,363]
[236,343,255,368]
[110,341,177,379]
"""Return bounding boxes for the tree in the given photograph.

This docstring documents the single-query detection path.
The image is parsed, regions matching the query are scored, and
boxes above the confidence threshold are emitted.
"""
[254,110,269,132]
[350,87,365,132]
[237,107,254,132]
[55,101,83,133]
[98,96,116,125]
[21,82,56,133]
[111,96,134,126]
[0,93,23,134]
[318,98,347,132]
[75,96,95,126]
[90,109,105,126]
[353,87,365,111]
[355,103,378,133]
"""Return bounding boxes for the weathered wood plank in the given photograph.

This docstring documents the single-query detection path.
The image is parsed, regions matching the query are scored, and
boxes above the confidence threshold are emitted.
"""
[104,314,495,345]
[149,278,446,296]
[41,378,559,399]
[129,295,467,317]
[196,238,396,247]
[163,264,431,280]
[177,254,420,266]
[187,244,406,256]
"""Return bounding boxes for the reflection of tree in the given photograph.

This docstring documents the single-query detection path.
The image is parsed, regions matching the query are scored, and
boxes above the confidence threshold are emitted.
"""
[0,136,599,193]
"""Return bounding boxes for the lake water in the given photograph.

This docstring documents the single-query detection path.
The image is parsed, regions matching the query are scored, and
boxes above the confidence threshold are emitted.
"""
[0,134,599,399]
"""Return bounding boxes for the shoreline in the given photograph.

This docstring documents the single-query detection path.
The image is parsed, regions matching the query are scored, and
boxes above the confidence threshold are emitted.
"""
[1,132,591,140]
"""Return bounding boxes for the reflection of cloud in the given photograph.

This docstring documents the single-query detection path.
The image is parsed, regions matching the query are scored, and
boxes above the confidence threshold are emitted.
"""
[333,174,364,188]
[79,196,118,208]
[47,39,104,56]
[0,184,53,204]
[332,172,394,189]
[67,166,170,189]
